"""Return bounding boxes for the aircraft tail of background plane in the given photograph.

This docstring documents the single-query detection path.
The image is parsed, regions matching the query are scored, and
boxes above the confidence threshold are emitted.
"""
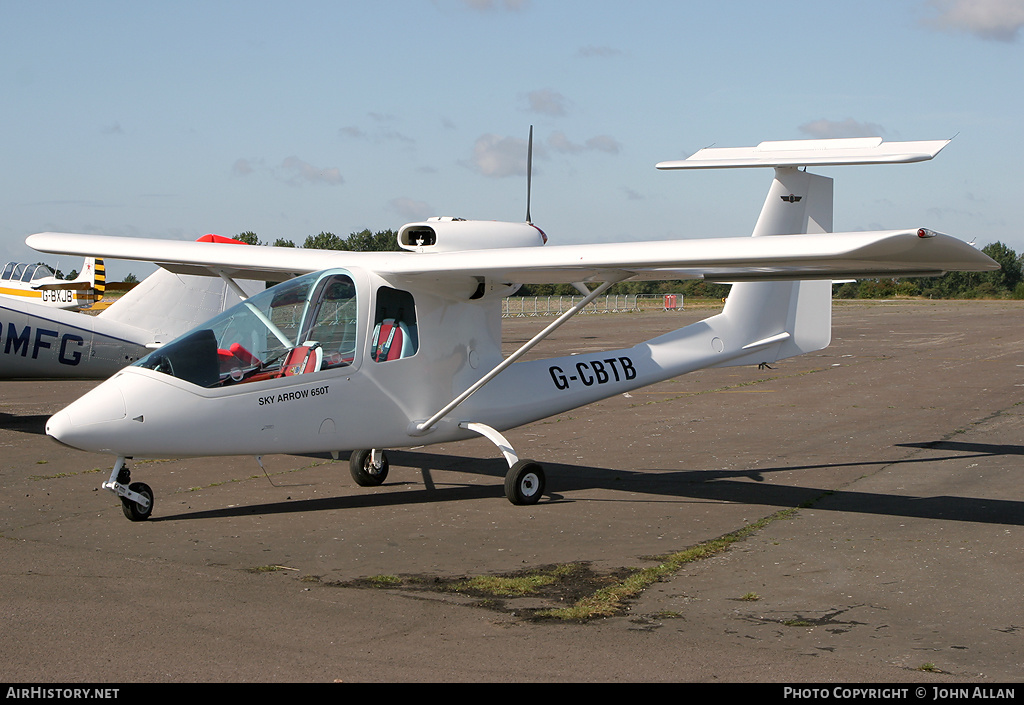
[74,257,105,307]
[97,267,262,346]
[0,241,262,378]
[75,257,105,293]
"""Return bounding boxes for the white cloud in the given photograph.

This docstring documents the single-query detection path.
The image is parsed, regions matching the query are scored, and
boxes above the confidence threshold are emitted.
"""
[232,158,257,176]
[548,131,584,154]
[388,197,434,222]
[461,0,528,11]
[548,131,621,155]
[798,118,886,139]
[278,156,344,186]
[584,135,621,154]
[527,89,569,116]
[339,126,366,139]
[464,133,532,177]
[232,156,344,185]
[340,120,415,147]
[577,45,621,58]
[923,0,1024,42]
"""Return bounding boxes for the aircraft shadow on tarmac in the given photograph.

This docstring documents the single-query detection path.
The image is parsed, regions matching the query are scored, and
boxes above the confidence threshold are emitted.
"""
[0,413,48,435]
[153,443,1024,527]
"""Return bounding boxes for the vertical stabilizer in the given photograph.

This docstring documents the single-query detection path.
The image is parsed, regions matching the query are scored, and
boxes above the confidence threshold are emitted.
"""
[715,168,834,367]
[73,257,105,308]
[91,258,106,295]
[73,257,105,292]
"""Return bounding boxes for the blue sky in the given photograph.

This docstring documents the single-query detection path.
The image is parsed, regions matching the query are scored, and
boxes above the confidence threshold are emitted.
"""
[2,0,1022,279]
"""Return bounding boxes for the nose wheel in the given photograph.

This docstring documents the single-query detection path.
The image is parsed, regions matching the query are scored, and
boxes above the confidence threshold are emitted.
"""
[102,457,154,521]
[349,449,390,486]
[121,481,154,521]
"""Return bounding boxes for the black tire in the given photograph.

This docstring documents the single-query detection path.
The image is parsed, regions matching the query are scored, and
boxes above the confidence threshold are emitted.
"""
[504,460,545,505]
[121,482,153,521]
[349,449,389,486]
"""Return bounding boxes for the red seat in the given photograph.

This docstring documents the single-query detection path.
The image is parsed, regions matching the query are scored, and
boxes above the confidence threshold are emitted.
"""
[371,319,410,362]
[282,344,323,376]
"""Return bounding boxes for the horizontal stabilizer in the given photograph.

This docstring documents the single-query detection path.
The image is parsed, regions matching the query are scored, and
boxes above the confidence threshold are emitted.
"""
[657,137,950,170]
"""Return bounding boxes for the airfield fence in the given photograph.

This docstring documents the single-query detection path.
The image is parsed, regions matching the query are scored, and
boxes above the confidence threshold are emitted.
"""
[502,293,683,317]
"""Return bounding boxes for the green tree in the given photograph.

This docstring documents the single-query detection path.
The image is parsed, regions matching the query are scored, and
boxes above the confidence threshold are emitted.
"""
[979,241,1022,292]
[235,231,262,246]
[303,231,346,250]
[343,228,401,252]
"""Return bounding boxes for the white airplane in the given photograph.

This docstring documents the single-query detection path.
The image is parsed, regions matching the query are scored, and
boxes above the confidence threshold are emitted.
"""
[0,256,104,310]
[0,235,261,379]
[29,137,998,521]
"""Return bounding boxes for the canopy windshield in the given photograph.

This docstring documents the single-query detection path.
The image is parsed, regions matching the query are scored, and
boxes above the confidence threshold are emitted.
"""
[2,262,54,282]
[134,270,358,388]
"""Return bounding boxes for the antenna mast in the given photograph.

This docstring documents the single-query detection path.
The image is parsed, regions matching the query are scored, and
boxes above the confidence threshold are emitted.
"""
[526,125,533,224]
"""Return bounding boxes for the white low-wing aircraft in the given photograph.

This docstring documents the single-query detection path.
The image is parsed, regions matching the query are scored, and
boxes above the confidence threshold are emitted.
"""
[28,137,998,521]
[0,256,104,310]
[1,235,261,379]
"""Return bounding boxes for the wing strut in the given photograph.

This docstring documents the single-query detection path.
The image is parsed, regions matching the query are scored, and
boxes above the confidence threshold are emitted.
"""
[212,268,292,348]
[412,278,624,435]
[213,269,251,301]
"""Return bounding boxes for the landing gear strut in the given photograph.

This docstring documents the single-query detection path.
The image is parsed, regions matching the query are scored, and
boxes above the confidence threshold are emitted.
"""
[102,457,153,521]
[461,422,546,505]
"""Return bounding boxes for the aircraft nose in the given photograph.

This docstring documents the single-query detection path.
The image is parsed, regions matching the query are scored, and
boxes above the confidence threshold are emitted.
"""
[45,410,74,445]
[45,379,127,451]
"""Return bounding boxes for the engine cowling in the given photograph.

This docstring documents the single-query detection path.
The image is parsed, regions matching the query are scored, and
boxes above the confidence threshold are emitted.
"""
[397,217,547,253]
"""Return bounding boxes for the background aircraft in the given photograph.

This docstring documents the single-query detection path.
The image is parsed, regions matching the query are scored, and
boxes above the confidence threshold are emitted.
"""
[28,137,999,520]
[0,235,261,379]
[0,256,104,310]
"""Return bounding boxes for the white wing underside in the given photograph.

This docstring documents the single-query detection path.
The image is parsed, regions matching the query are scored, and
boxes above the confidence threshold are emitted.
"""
[26,229,997,285]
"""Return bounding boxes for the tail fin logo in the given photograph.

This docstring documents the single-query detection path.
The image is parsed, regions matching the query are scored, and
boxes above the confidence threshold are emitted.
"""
[781,194,803,203]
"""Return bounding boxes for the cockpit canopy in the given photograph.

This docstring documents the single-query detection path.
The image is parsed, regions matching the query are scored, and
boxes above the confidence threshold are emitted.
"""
[135,269,359,388]
[2,262,55,283]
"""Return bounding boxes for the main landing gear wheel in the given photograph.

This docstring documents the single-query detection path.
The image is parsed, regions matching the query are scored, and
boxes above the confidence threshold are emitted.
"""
[121,482,154,522]
[349,449,389,487]
[504,459,545,505]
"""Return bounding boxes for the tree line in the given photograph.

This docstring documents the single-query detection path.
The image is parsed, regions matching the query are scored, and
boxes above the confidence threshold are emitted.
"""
[233,229,403,252]
[222,233,1024,300]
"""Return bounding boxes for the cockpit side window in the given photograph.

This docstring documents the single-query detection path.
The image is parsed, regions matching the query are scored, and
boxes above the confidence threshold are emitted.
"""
[371,287,418,362]
[30,264,54,281]
[300,275,358,370]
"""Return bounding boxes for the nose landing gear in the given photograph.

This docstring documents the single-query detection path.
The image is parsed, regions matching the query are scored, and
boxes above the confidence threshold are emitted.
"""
[102,457,153,521]
[349,448,390,486]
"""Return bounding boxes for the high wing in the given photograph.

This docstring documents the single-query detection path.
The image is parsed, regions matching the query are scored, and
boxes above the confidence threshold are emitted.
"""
[372,228,994,283]
[25,227,996,286]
